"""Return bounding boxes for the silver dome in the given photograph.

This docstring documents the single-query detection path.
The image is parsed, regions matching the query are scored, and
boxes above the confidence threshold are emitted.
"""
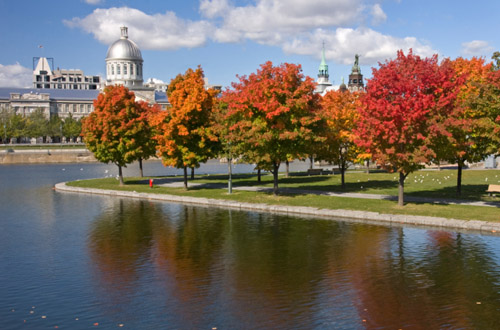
[105,27,143,61]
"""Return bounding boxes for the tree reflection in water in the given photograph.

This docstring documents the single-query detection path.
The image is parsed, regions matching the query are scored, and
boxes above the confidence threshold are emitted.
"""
[87,199,500,328]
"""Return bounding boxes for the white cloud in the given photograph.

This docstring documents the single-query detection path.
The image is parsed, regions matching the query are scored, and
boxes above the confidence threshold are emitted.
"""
[0,63,32,88]
[211,0,365,45]
[64,7,213,50]
[371,4,387,25]
[63,2,436,67]
[199,0,231,19]
[461,40,494,56]
[283,27,436,66]
[84,0,103,4]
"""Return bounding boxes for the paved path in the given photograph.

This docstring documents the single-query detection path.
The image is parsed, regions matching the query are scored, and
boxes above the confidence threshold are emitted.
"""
[157,180,500,208]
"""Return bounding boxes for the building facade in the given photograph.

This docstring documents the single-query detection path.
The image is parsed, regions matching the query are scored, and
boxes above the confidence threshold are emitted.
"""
[1,26,169,119]
[0,88,98,119]
[33,57,102,90]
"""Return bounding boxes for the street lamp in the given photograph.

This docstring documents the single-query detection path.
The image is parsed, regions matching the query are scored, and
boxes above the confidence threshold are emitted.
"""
[228,151,233,194]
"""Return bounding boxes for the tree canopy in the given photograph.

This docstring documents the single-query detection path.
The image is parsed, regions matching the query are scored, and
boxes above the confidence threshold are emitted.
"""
[151,66,219,189]
[355,50,459,205]
[219,61,322,194]
[82,85,158,185]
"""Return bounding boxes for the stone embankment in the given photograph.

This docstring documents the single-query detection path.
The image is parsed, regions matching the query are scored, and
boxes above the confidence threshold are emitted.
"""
[55,182,500,235]
[1,149,96,164]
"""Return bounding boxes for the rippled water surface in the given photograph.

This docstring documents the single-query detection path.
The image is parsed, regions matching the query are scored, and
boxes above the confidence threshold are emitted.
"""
[2,162,500,329]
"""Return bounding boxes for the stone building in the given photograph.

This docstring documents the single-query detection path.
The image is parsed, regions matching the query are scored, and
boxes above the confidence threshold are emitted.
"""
[0,88,98,119]
[0,26,169,119]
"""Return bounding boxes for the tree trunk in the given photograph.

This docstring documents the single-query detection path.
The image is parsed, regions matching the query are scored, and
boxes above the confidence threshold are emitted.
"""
[228,156,233,194]
[365,159,370,174]
[340,161,346,190]
[285,160,289,178]
[191,167,195,180]
[457,160,463,197]
[309,156,314,169]
[183,166,188,190]
[257,168,261,183]
[398,172,406,206]
[272,161,280,195]
[117,164,124,186]
[138,157,144,177]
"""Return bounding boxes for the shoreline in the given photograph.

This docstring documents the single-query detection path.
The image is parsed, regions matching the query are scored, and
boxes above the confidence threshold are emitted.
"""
[54,181,500,235]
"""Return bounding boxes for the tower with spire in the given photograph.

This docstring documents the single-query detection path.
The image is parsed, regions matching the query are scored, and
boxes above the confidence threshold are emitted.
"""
[315,42,332,94]
[348,54,365,92]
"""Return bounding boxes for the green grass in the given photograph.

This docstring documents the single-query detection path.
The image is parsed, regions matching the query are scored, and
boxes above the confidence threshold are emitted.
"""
[67,168,500,222]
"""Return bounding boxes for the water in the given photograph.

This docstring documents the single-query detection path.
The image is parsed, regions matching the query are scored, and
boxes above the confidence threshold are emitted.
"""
[2,161,500,329]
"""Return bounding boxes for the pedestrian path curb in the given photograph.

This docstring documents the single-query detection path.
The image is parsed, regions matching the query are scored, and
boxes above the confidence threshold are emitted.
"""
[54,182,500,235]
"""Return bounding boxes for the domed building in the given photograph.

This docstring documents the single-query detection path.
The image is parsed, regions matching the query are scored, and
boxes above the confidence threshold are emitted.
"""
[106,26,144,88]
[105,26,168,107]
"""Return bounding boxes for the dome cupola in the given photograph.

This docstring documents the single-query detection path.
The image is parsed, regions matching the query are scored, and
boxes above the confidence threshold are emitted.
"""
[105,26,144,87]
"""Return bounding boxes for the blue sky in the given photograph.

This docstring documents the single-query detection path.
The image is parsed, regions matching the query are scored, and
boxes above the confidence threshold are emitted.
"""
[0,0,499,89]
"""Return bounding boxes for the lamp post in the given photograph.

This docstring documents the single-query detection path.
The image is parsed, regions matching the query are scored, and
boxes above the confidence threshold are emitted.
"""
[228,153,233,194]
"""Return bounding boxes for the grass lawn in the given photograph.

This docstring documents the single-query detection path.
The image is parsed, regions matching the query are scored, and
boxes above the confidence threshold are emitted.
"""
[67,168,500,223]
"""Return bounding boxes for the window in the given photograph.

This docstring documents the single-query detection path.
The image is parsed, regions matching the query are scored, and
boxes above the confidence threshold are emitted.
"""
[131,64,134,75]
[111,65,114,75]
[124,64,127,75]
[117,64,121,75]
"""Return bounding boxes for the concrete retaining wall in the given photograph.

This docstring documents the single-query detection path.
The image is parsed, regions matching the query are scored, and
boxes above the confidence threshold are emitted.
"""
[1,149,96,164]
[54,182,500,235]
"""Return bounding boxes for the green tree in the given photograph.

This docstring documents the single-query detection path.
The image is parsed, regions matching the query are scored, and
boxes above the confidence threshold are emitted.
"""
[26,109,48,139]
[63,113,82,142]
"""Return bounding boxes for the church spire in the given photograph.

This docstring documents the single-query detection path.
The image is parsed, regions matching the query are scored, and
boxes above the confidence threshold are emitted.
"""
[315,42,332,94]
[318,41,329,78]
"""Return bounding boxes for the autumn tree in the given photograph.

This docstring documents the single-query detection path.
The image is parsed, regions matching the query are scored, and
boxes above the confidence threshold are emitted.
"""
[466,54,500,161]
[220,61,322,194]
[82,85,158,185]
[429,57,492,196]
[355,50,458,206]
[151,66,219,189]
[317,89,361,189]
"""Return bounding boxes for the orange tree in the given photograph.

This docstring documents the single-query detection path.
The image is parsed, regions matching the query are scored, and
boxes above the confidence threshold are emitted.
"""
[82,85,158,185]
[219,61,323,194]
[316,89,361,189]
[466,54,500,161]
[354,50,459,206]
[429,57,492,196]
[151,66,219,189]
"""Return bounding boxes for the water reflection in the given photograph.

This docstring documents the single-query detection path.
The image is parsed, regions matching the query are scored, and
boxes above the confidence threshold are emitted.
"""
[86,199,500,329]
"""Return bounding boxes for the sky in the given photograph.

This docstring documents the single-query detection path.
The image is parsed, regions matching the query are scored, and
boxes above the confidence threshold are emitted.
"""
[0,0,499,89]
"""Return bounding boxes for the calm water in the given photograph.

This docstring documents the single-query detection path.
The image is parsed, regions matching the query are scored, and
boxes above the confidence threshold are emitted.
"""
[2,162,500,329]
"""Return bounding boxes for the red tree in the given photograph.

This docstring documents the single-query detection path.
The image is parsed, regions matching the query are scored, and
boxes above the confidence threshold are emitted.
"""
[355,50,458,205]
[220,61,322,194]
[82,85,159,185]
